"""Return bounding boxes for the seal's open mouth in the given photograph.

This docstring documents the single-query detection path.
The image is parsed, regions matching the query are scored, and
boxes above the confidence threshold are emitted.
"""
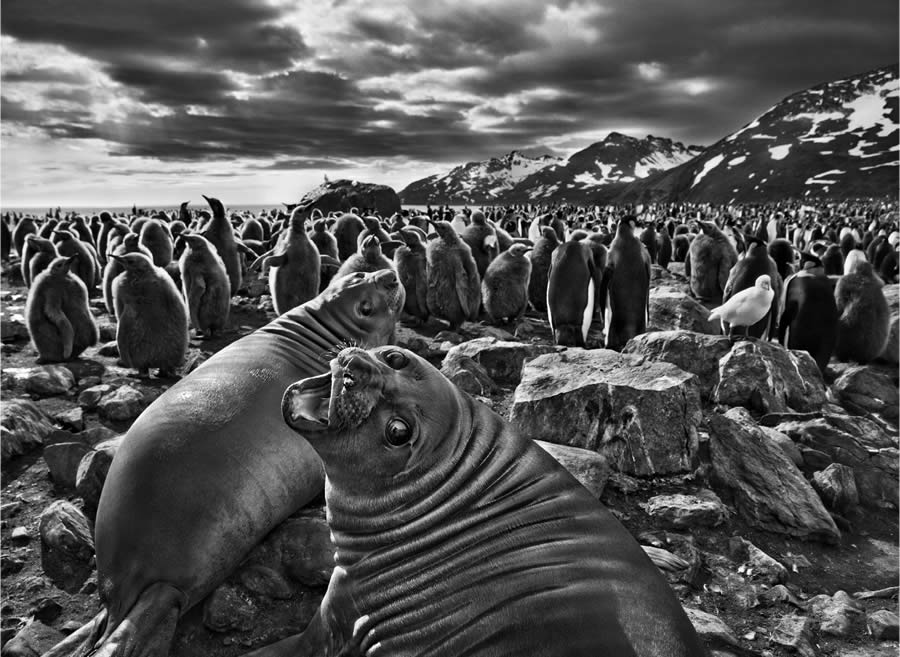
[284,372,333,427]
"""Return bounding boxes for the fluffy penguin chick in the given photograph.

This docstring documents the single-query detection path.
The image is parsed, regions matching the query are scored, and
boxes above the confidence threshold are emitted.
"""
[708,274,774,336]
[112,252,189,377]
[482,244,532,325]
[26,256,98,363]
[179,234,230,338]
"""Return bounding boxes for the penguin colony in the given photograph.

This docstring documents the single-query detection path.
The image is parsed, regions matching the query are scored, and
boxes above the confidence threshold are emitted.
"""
[5,199,897,378]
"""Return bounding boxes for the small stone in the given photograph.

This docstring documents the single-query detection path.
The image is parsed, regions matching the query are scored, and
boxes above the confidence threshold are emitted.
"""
[97,341,119,357]
[202,584,257,633]
[759,584,803,607]
[77,384,112,411]
[867,609,900,641]
[643,490,728,529]
[10,526,30,544]
[27,598,62,625]
[97,385,148,422]
[76,438,123,521]
[78,578,97,595]
[1,400,56,460]
[18,365,77,397]
[682,607,740,648]
[1,554,25,576]
[63,359,106,382]
[237,565,293,601]
[51,407,84,432]
[1,311,30,343]
[728,536,788,586]
[770,614,816,656]
[807,590,863,637]
[812,464,860,514]
[97,322,117,342]
[39,501,95,594]
[43,442,92,490]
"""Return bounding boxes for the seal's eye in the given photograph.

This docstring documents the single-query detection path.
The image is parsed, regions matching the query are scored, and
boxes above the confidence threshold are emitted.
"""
[358,299,373,316]
[384,418,411,447]
[384,350,408,370]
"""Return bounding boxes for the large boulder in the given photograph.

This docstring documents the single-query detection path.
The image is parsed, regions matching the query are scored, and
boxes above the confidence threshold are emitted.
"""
[1,400,55,460]
[76,436,124,521]
[39,501,95,593]
[443,338,561,385]
[830,364,898,423]
[707,409,840,543]
[509,350,701,476]
[772,414,898,509]
[712,340,826,413]
[297,179,400,217]
[623,331,732,399]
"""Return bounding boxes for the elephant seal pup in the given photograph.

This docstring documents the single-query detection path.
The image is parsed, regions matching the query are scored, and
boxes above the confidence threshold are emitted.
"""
[253,346,706,657]
[44,270,406,657]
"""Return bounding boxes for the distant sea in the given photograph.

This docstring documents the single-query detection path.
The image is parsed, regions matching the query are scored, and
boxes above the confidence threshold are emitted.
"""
[1,203,473,217]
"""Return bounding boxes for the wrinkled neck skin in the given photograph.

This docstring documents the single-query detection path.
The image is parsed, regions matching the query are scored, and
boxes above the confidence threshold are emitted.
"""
[321,392,499,569]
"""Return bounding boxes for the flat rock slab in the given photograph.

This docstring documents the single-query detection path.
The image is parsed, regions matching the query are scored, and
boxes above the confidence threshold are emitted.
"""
[510,349,701,476]
[444,337,562,385]
[708,409,840,544]
[713,339,826,413]
[643,490,728,529]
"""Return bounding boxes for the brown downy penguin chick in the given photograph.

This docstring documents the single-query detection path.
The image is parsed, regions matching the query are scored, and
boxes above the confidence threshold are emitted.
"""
[201,195,242,295]
[721,237,782,339]
[767,238,795,281]
[310,218,339,260]
[104,234,153,316]
[778,252,838,375]
[12,216,37,258]
[111,252,188,377]
[482,243,532,325]
[684,220,738,307]
[240,217,264,242]
[178,201,192,226]
[1,216,12,262]
[489,219,515,253]
[528,226,560,312]
[179,234,230,338]
[104,223,131,260]
[25,256,98,363]
[38,218,58,240]
[834,260,890,364]
[97,211,117,264]
[335,234,394,280]
[334,212,366,261]
[52,229,97,294]
[393,228,429,324]
[639,221,658,264]
[250,208,321,315]
[426,221,481,331]
[460,210,499,278]
[139,219,174,268]
[22,234,58,287]
[71,215,95,248]
[600,217,651,350]
[821,243,844,276]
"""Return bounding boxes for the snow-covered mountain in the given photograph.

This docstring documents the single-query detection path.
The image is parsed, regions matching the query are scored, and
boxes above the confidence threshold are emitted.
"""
[613,65,899,203]
[504,133,703,202]
[399,151,563,205]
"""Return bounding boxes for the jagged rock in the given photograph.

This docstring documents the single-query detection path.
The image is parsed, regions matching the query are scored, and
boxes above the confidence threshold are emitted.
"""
[246,510,333,589]
[812,464,860,514]
[5,365,76,397]
[879,284,898,364]
[297,179,400,217]
[77,384,113,410]
[51,407,84,432]
[38,501,95,594]
[1,400,55,459]
[773,415,898,509]
[830,365,898,423]
[62,359,106,382]
[708,409,840,543]
[440,352,498,396]
[728,536,788,585]
[76,437,123,521]
[11,527,29,544]
[1,310,29,343]
[97,385,148,422]
[807,591,863,637]
[202,583,257,633]
[0,619,65,657]
[237,565,293,601]
[760,425,804,467]
[443,338,561,385]
[760,584,804,608]
[648,288,720,335]
[770,614,816,656]
[75,426,119,447]
[43,442,91,490]
[535,440,611,498]
[622,331,732,399]
[867,609,900,640]
[96,321,117,343]
[27,598,62,625]
[510,349,701,476]
[682,607,740,648]
[97,341,119,357]
[712,340,826,413]
[642,490,728,529]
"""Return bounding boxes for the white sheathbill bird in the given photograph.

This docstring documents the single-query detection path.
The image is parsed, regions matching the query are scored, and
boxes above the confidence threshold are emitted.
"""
[708,274,774,337]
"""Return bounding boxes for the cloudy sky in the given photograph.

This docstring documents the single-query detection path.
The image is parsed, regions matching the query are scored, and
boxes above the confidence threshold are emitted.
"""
[2,0,897,208]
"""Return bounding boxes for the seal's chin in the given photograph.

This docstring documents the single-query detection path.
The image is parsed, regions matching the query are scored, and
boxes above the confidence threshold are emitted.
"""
[283,373,333,432]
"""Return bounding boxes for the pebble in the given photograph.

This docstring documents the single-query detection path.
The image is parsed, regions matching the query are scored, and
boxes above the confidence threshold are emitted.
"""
[867,609,900,641]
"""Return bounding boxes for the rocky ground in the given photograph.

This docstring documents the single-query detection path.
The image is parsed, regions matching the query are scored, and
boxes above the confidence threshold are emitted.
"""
[1,261,898,657]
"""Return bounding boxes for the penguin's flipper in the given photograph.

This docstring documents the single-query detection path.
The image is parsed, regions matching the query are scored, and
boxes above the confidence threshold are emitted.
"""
[45,301,74,360]
[185,275,207,329]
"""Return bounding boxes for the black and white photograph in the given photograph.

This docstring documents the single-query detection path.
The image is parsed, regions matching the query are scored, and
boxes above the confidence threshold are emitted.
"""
[0,1,898,655]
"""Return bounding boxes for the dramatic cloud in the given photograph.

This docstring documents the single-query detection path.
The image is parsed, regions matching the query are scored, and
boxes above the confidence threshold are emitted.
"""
[1,0,896,205]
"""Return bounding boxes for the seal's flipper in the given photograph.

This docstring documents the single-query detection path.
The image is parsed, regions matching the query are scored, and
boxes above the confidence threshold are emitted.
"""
[95,582,184,657]
[41,609,107,657]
